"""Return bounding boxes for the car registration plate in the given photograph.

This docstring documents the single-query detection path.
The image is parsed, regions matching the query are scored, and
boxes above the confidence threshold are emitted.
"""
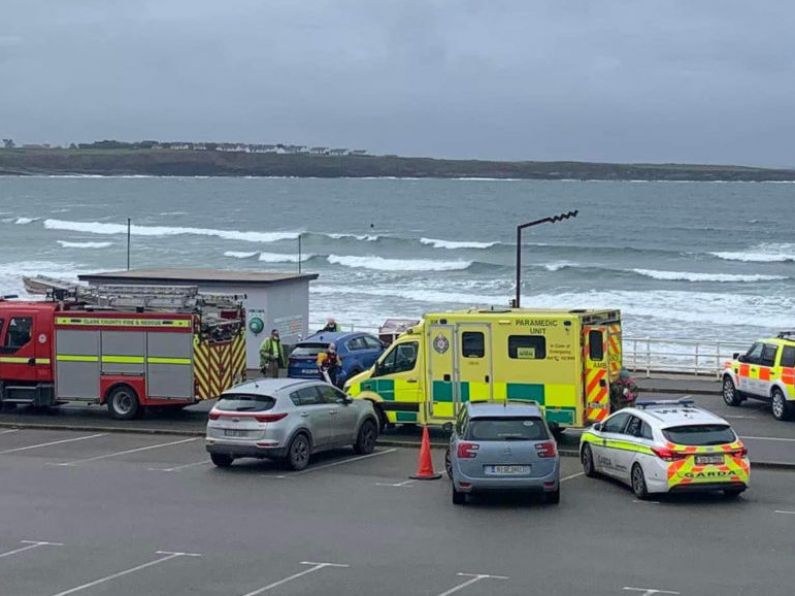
[224,429,247,438]
[486,465,530,475]
[695,454,724,465]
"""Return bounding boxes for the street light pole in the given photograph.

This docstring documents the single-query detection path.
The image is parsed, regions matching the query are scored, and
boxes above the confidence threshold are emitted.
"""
[514,210,578,308]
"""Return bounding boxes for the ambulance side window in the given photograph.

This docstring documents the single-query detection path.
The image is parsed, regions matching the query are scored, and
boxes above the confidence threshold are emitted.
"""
[461,332,484,358]
[760,344,778,368]
[2,317,32,351]
[782,347,795,368]
[588,330,604,361]
[508,335,546,360]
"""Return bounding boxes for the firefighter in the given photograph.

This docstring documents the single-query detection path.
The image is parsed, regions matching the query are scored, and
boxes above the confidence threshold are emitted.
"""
[319,317,340,333]
[259,329,286,378]
[317,343,342,387]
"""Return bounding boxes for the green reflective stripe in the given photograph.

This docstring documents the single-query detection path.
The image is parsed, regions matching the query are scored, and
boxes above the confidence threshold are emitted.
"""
[603,439,654,455]
[56,355,99,362]
[101,355,145,364]
[544,407,576,425]
[147,357,191,365]
[506,383,545,404]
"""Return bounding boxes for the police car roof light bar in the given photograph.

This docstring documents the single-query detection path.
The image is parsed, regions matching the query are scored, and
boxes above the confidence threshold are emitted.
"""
[777,331,795,339]
[635,398,695,409]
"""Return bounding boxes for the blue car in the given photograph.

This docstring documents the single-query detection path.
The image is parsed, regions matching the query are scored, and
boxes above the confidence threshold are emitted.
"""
[287,332,385,386]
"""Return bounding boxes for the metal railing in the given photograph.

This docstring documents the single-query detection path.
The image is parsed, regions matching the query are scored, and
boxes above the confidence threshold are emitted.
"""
[309,321,746,378]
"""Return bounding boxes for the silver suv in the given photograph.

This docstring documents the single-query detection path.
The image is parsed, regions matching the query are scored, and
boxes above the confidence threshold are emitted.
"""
[205,379,379,470]
[446,401,560,505]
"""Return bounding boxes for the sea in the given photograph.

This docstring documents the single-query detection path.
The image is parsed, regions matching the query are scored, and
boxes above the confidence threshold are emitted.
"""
[0,176,792,343]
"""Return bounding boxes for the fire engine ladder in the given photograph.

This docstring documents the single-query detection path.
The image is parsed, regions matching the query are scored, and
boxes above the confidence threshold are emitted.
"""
[82,284,203,312]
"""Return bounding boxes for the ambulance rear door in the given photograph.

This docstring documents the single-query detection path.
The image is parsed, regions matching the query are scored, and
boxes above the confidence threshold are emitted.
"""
[583,325,610,424]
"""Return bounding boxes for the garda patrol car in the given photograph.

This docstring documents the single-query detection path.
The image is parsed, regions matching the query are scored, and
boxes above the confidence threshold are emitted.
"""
[346,308,622,431]
[722,332,795,421]
[580,399,749,499]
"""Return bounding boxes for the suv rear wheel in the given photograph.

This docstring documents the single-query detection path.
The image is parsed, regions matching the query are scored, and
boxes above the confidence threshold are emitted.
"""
[353,419,377,454]
[722,376,742,407]
[286,433,311,471]
[210,453,233,468]
[771,388,794,421]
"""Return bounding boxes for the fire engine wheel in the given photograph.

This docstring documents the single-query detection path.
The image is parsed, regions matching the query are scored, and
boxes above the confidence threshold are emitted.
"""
[771,388,794,421]
[286,433,311,471]
[107,385,140,420]
[631,463,650,500]
[581,444,597,478]
[722,376,743,407]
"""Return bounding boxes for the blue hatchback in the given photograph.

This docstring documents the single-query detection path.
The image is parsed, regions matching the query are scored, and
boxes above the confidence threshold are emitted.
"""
[287,332,385,386]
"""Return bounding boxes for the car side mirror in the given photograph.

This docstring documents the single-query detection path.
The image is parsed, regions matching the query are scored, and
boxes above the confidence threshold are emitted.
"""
[592,422,603,432]
[732,352,740,360]
[737,354,747,363]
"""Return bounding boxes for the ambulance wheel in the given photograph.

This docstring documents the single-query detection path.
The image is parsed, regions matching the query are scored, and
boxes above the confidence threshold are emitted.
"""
[631,463,650,500]
[452,485,466,505]
[771,388,794,421]
[581,444,597,477]
[210,453,233,468]
[722,376,742,407]
[107,385,140,420]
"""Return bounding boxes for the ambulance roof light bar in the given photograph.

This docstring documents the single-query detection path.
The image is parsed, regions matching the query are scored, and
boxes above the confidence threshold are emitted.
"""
[635,398,695,409]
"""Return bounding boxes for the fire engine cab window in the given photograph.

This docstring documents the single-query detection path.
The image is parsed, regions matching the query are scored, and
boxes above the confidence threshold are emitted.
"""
[588,330,604,361]
[4,317,32,349]
[461,332,484,358]
[508,335,546,360]
[782,346,795,368]
[760,344,778,367]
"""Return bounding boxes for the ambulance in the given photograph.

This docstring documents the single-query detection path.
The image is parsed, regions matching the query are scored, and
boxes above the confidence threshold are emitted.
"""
[722,332,795,421]
[345,308,623,430]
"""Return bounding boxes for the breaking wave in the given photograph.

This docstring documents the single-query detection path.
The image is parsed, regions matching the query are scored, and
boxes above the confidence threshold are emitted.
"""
[710,243,795,263]
[224,250,313,263]
[14,217,39,224]
[57,240,113,249]
[631,269,787,283]
[419,237,498,249]
[43,219,300,243]
[327,254,472,272]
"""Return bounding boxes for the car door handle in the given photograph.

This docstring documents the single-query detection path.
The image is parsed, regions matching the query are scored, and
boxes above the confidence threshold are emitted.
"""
[300,412,310,418]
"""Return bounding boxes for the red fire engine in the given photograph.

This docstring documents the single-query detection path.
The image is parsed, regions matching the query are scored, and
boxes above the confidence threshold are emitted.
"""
[0,284,246,419]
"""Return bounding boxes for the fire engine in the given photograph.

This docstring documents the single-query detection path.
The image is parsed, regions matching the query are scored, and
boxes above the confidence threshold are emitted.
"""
[0,284,246,419]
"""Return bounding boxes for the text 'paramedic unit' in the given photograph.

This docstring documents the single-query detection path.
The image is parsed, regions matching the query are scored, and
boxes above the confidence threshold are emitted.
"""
[0,284,246,419]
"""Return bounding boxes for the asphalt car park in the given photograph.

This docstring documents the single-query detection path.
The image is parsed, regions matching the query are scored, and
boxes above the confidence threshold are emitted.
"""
[1,427,794,595]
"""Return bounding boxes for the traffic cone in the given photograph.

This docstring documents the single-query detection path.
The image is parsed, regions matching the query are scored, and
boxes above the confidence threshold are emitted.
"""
[410,426,442,480]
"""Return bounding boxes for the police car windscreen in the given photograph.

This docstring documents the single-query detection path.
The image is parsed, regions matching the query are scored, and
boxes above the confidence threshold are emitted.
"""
[291,343,328,358]
[467,417,549,441]
[662,424,736,446]
[216,394,276,412]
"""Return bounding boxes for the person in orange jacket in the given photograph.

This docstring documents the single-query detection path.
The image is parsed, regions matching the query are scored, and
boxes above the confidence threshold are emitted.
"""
[316,343,342,386]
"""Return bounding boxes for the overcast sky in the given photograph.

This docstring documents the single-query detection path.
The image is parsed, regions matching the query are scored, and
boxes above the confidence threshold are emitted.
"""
[1,1,793,165]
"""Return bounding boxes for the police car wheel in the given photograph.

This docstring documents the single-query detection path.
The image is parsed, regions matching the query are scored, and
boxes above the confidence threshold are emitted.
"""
[722,376,742,407]
[771,388,794,421]
[581,444,597,477]
[452,485,466,505]
[631,464,650,500]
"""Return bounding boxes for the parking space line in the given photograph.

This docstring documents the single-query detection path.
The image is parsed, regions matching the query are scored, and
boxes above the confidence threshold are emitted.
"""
[48,550,201,596]
[148,459,212,472]
[276,448,398,478]
[0,429,19,435]
[623,588,680,595]
[0,433,107,455]
[740,435,795,442]
[53,438,199,466]
[774,510,795,515]
[0,540,63,560]
[375,479,415,487]
[241,561,349,596]
[560,472,584,483]
[436,572,508,596]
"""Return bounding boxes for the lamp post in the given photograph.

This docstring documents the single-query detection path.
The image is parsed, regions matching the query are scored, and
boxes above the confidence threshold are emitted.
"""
[514,210,578,308]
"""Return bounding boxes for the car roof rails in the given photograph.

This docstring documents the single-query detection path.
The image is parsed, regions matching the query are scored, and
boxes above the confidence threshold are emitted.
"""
[635,398,696,409]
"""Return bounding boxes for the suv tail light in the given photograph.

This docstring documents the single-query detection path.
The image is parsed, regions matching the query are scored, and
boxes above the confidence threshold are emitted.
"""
[208,412,220,420]
[651,446,688,462]
[254,413,288,423]
[535,441,557,458]
[457,442,480,458]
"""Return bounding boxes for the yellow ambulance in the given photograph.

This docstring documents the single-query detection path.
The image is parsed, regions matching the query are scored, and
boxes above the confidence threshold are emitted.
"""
[345,308,623,430]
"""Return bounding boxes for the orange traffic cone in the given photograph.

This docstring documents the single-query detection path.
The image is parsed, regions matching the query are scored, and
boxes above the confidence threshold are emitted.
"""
[410,426,442,480]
